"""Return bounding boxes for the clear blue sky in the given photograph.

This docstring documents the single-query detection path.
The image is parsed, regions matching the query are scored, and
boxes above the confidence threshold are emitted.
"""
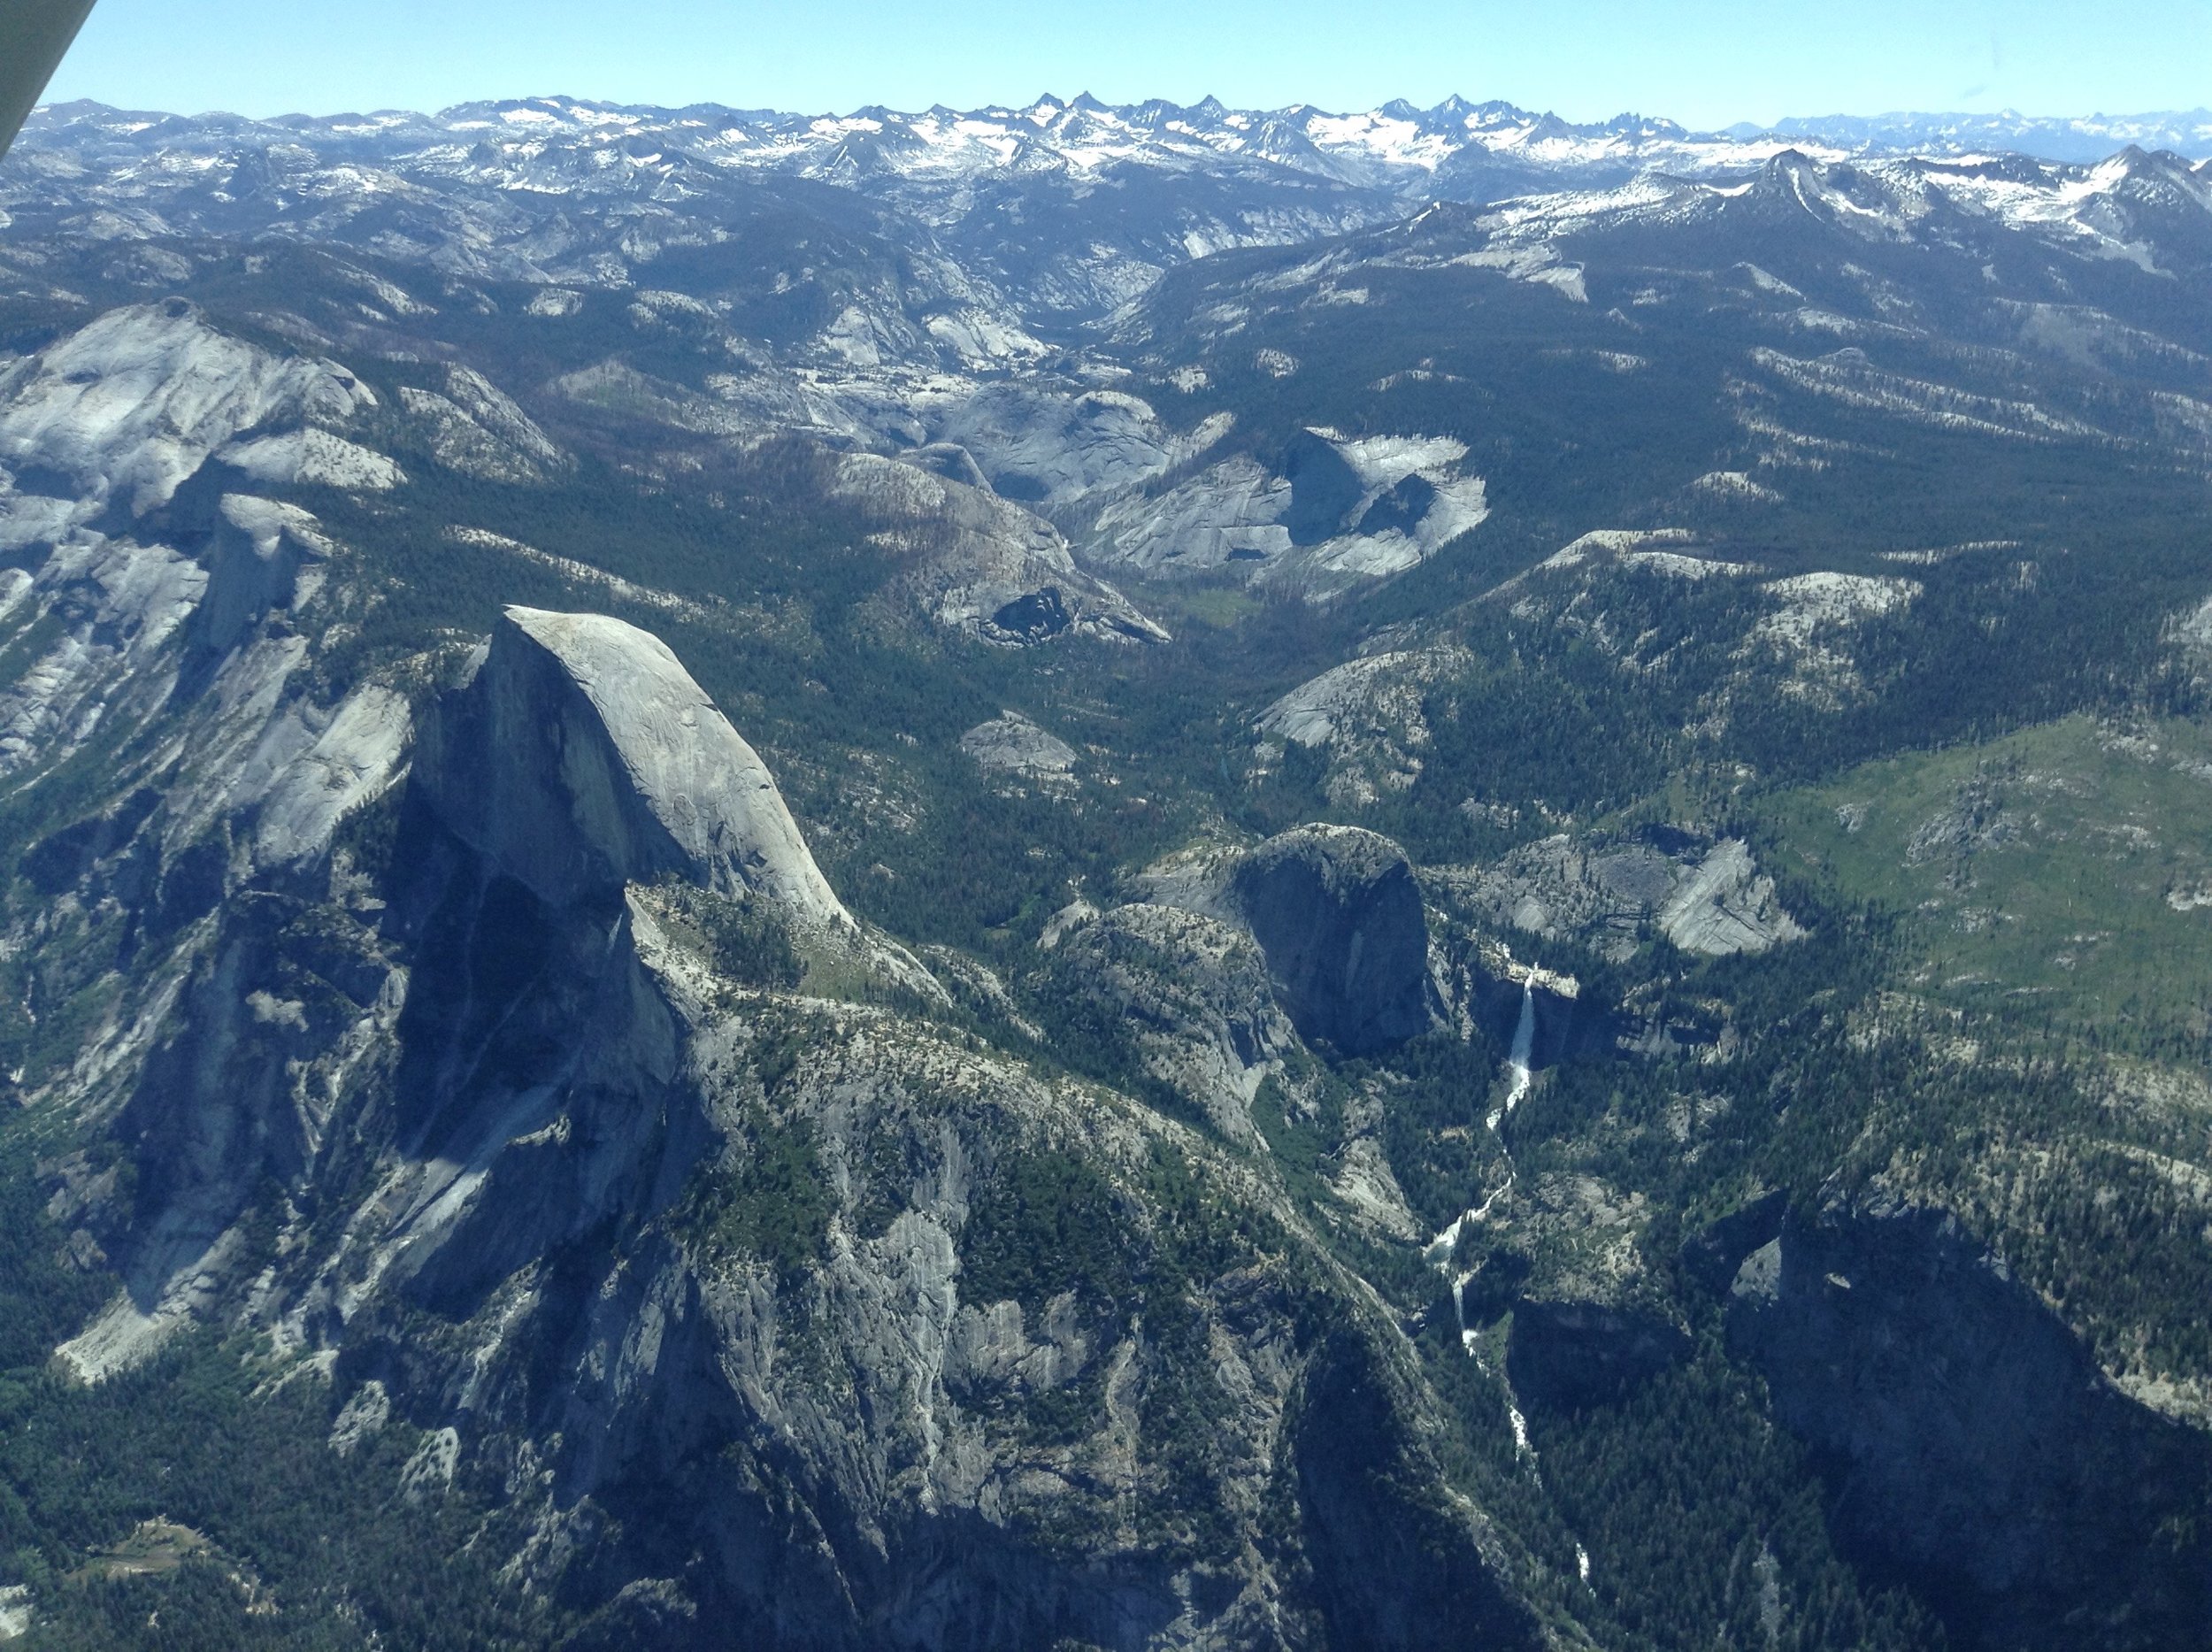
[41,0,2212,127]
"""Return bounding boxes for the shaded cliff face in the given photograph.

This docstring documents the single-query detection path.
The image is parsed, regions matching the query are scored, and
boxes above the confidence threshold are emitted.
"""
[1292,1329,1539,1652]
[1230,825,1440,1057]
[1727,1201,2212,1649]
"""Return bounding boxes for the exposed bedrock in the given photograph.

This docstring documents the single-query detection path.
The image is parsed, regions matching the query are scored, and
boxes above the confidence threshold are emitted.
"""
[1036,899,1294,1141]
[183,493,333,660]
[1230,824,1442,1057]
[417,604,853,926]
[1727,1199,2212,1649]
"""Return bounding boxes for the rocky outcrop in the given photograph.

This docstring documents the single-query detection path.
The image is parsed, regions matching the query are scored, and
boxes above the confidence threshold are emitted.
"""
[926,385,1185,511]
[1678,1187,1788,1295]
[1728,1198,2212,1648]
[396,365,570,485]
[417,606,853,926]
[1087,426,1486,596]
[1093,825,1444,1067]
[833,450,1167,646]
[1453,1172,1681,1391]
[1231,824,1441,1057]
[958,710,1079,788]
[1435,826,1804,963]
[217,426,405,491]
[1254,644,1473,808]
[188,494,334,658]
[1035,900,1294,1141]
[0,299,379,522]
[1657,838,1807,955]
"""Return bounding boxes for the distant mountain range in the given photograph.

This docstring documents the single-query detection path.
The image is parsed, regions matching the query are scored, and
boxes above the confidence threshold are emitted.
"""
[12,92,2204,342]
[1739,108,2212,163]
[23,92,2211,203]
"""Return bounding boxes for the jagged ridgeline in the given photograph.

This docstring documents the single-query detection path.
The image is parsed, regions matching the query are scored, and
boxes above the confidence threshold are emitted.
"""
[0,91,2210,1652]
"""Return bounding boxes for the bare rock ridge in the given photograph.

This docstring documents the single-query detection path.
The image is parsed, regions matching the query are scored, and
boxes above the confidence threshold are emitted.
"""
[1042,824,1445,1136]
[419,605,853,926]
[958,710,1080,783]
[0,298,376,522]
[187,493,332,659]
[1041,899,1294,1141]
[1437,826,1805,964]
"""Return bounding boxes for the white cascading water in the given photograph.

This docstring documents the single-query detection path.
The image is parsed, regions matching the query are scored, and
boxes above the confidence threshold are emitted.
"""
[1486,980,1537,1133]
[1430,973,1543,1358]
[1427,972,1567,1542]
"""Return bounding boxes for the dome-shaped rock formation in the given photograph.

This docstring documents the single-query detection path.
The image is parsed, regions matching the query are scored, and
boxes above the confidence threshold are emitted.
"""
[419,605,852,927]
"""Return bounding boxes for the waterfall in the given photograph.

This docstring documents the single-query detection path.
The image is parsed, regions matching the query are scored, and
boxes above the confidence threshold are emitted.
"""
[1506,979,1537,1110]
[1425,971,1552,1486]
[1434,970,1545,1341]
[1486,979,1538,1132]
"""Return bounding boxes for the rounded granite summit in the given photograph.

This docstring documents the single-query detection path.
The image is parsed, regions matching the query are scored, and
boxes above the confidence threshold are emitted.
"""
[419,605,851,929]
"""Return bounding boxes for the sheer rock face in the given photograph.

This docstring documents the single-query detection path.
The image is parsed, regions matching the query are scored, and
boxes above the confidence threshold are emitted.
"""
[1728,1199,2212,1648]
[418,605,851,926]
[189,494,333,658]
[1231,824,1441,1057]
